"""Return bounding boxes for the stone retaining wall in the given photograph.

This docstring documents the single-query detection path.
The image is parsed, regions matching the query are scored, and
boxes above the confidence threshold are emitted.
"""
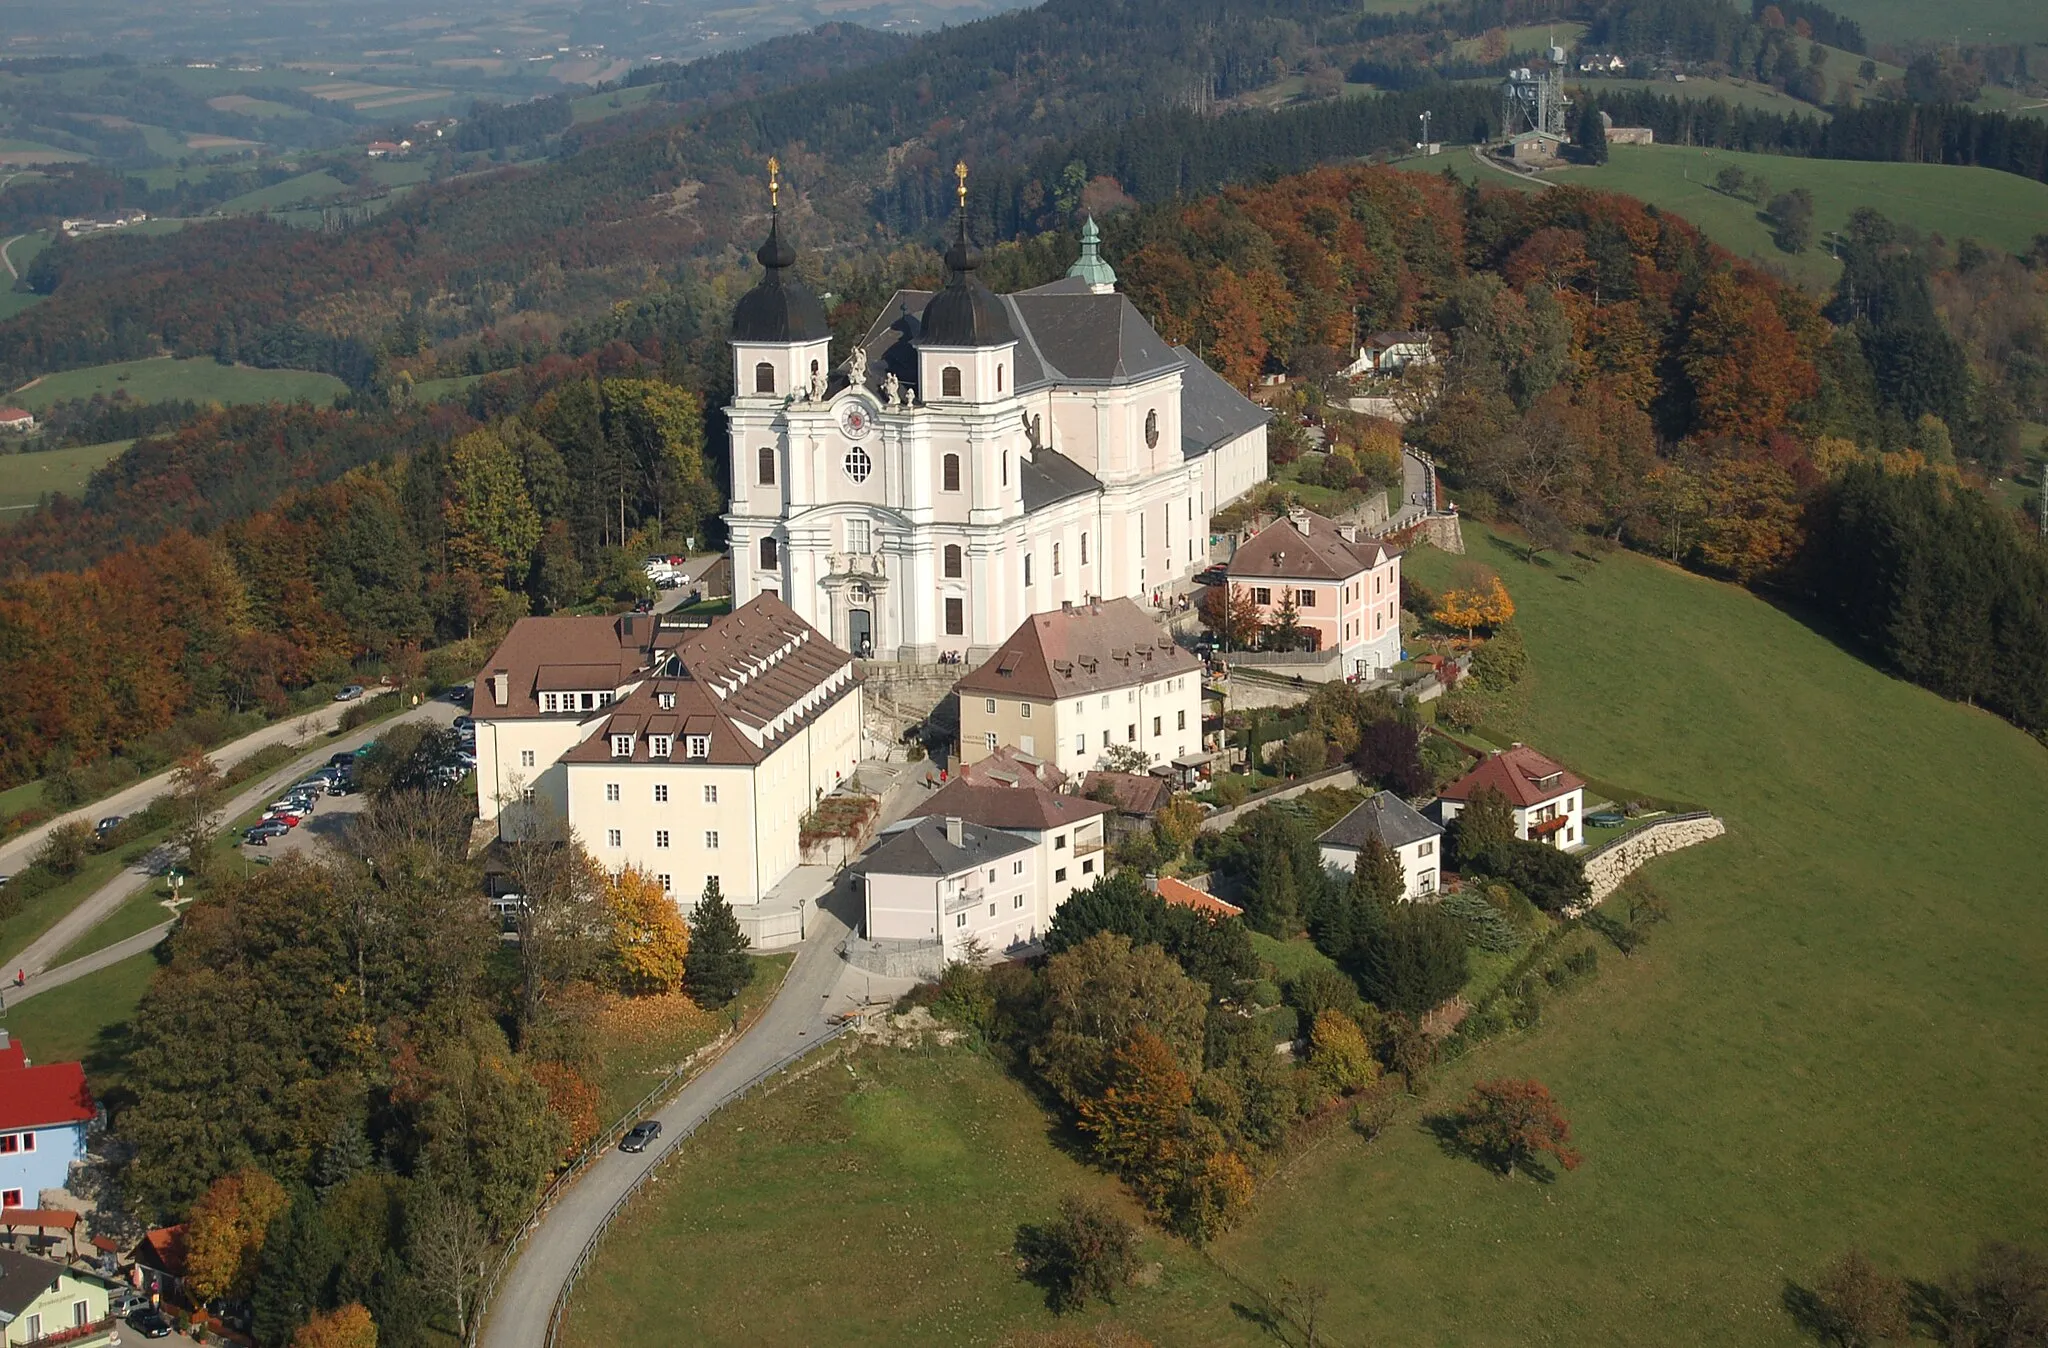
[1582,812,1726,902]
[841,934,948,981]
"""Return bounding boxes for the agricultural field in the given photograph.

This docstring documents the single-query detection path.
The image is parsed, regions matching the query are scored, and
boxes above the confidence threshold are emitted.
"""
[7,358,346,411]
[1548,144,2048,288]
[570,83,661,124]
[216,170,352,213]
[0,440,132,518]
[1827,0,2048,45]
[564,524,2048,1346]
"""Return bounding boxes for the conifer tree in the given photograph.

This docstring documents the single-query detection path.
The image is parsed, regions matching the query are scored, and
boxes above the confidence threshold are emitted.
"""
[685,877,752,1008]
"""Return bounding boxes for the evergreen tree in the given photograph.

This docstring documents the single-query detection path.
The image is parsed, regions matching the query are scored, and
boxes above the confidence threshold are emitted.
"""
[685,877,752,1008]
[1576,104,1609,165]
[250,1193,331,1348]
[1356,901,1468,1015]
[1448,786,1517,871]
[1351,838,1408,908]
[311,1121,372,1197]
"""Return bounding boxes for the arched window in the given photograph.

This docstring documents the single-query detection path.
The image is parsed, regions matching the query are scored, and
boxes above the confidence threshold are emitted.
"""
[1023,553,1034,586]
[810,359,820,380]
[944,545,963,578]
[996,364,1004,392]
[757,446,775,486]
[942,454,961,492]
[758,537,779,571]
[1001,453,1008,486]
[941,365,962,398]
[754,362,776,394]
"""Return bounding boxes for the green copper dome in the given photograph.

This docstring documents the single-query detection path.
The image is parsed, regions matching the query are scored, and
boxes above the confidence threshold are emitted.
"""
[1066,216,1117,290]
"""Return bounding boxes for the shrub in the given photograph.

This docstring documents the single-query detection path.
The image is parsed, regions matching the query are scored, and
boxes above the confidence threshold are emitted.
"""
[1467,625,1527,691]
[1434,889,1526,954]
[1805,1249,1909,1347]
[1014,1194,1142,1313]
[1283,966,1362,1025]
[931,961,995,1036]
[1210,775,1249,808]
[1308,1010,1379,1095]
[32,821,92,877]
[339,699,383,732]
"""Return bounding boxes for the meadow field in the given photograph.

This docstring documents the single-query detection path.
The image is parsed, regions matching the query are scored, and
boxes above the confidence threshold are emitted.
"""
[0,440,132,518]
[8,357,347,411]
[562,525,2048,1346]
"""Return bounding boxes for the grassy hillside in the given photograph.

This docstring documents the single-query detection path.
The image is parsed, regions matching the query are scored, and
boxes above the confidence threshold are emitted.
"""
[1827,0,2048,44]
[9,357,346,411]
[0,440,133,518]
[1549,144,2048,287]
[563,524,2048,1345]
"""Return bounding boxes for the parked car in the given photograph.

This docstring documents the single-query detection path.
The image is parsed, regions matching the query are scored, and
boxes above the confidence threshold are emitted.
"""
[619,1120,663,1153]
[261,811,305,829]
[334,684,366,701]
[94,816,124,838]
[329,751,358,770]
[443,684,472,706]
[269,799,314,817]
[108,1288,147,1317]
[452,715,474,733]
[129,1306,174,1339]
[244,822,290,845]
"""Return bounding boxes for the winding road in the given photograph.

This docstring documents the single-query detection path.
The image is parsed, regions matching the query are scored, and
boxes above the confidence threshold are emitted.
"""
[476,890,904,1348]
[0,234,20,281]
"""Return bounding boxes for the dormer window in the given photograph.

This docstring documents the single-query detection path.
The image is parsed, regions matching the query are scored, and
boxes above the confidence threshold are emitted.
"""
[686,734,711,759]
[542,693,559,713]
[650,735,672,758]
[611,734,634,758]
[657,692,676,710]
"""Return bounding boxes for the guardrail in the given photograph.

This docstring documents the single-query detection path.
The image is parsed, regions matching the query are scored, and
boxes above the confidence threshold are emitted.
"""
[538,1023,857,1348]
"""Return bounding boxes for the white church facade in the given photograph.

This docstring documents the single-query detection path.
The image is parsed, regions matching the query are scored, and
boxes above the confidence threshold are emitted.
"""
[722,179,1270,663]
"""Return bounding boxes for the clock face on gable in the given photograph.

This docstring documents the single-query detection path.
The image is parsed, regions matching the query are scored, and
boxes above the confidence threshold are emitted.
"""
[838,400,874,441]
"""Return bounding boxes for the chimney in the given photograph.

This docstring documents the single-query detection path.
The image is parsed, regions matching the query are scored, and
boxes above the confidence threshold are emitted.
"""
[1337,523,1358,543]
[945,816,964,847]
[1290,507,1311,536]
[490,669,510,707]
[0,1028,9,1051]
[1062,599,1074,613]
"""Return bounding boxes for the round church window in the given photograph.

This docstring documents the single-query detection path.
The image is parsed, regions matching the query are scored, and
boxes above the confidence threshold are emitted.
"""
[844,446,872,483]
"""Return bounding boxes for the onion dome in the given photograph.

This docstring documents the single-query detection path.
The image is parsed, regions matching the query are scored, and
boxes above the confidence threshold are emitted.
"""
[731,160,829,344]
[918,163,1015,348]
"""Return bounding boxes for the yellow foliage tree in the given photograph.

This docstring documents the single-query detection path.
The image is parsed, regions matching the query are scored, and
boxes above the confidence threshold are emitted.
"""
[292,1302,378,1348]
[1309,1010,1380,1096]
[603,866,691,995]
[185,1168,291,1302]
[1432,589,1487,640]
[1477,576,1515,629]
[1151,796,1205,860]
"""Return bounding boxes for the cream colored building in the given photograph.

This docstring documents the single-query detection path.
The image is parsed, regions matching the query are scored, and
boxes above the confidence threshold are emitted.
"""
[955,597,1203,776]
[902,774,1112,919]
[859,815,1042,960]
[475,596,861,908]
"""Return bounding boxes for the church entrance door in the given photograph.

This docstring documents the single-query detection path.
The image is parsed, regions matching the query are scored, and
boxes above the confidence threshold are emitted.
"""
[847,608,873,658]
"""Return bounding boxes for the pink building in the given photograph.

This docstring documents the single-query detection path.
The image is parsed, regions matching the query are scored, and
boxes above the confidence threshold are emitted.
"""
[1226,507,1402,676]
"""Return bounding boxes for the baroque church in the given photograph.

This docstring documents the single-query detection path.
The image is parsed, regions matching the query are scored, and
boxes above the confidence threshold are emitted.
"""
[723,165,1270,662]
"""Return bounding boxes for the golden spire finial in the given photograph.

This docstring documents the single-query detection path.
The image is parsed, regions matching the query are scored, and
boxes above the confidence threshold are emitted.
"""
[768,156,780,209]
[954,160,968,209]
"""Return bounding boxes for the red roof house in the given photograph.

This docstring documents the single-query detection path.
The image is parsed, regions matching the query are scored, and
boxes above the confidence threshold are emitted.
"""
[1437,744,1588,850]
[0,1060,93,1132]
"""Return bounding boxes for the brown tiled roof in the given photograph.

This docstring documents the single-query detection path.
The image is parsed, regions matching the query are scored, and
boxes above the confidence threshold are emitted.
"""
[1439,745,1584,809]
[905,779,1109,833]
[478,612,661,719]
[133,1225,188,1277]
[955,597,1199,701]
[956,745,1067,791]
[1155,875,1242,919]
[563,594,856,769]
[1228,508,1394,584]
[1079,770,1173,816]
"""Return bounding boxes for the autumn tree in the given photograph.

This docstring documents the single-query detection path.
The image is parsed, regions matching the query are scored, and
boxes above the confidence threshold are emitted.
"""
[1308,1010,1379,1095]
[1014,1194,1142,1314]
[1680,271,1818,443]
[1696,455,1802,582]
[167,747,224,880]
[684,876,751,1008]
[1075,1029,1194,1204]
[1151,796,1204,861]
[603,866,690,995]
[1199,583,1262,652]
[1431,588,1488,640]
[292,1303,378,1348]
[1453,1078,1583,1179]
[529,1060,602,1156]
[1035,932,1208,1106]
[443,428,541,591]
[1807,1249,1909,1347]
[186,1168,292,1302]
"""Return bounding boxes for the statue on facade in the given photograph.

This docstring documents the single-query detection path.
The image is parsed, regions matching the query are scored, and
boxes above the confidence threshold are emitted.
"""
[808,367,826,401]
[848,345,868,387]
[881,371,900,405]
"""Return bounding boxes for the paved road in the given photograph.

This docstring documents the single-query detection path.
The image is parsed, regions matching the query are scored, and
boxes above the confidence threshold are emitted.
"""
[0,690,405,882]
[5,696,459,978]
[478,893,907,1348]
[0,235,20,281]
[1,921,173,1006]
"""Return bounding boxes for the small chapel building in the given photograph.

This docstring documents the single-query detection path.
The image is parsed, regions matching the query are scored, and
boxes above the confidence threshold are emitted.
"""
[722,169,1270,663]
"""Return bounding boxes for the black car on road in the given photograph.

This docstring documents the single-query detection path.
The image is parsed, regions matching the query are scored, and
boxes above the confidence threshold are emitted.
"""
[620,1120,663,1153]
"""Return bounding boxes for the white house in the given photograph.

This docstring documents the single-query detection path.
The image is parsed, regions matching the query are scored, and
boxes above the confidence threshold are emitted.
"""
[474,596,862,910]
[1317,790,1445,899]
[722,182,1269,664]
[953,597,1204,775]
[1436,744,1586,850]
[858,814,1041,960]
[903,774,1112,918]
[0,408,34,434]
[1340,330,1435,379]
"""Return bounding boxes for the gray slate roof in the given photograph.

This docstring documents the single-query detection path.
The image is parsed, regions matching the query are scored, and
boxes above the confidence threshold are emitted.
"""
[1020,449,1102,511]
[0,1249,68,1318]
[1318,790,1443,852]
[858,285,1185,393]
[858,814,1034,878]
[1174,345,1270,459]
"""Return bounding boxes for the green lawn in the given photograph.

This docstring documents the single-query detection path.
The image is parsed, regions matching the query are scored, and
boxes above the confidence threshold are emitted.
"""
[562,1045,1263,1348]
[0,291,44,322]
[217,170,351,214]
[1548,144,2048,289]
[0,951,154,1091]
[52,881,175,964]
[9,358,346,410]
[408,372,484,403]
[1826,0,2048,43]
[565,522,2048,1345]
[0,440,132,517]
[570,84,659,124]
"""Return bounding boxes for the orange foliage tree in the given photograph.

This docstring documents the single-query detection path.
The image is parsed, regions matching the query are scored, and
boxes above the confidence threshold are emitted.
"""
[1454,1078,1583,1179]
[1681,271,1819,443]
[530,1060,602,1157]
[292,1302,378,1348]
[1696,456,1803,581]
[185,1168,292,1302]
[603,865,690,995]
[1074,1029,1193,1206]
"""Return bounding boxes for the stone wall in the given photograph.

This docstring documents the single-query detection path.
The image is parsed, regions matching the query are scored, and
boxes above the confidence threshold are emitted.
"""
[1581,812,1725,903]
[841,934,948,981]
